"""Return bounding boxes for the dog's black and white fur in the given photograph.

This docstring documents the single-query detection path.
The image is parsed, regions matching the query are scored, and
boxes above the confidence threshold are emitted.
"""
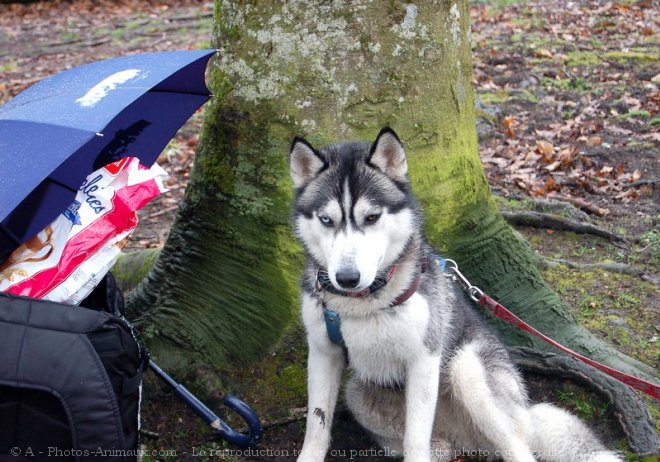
[289,128,621,462]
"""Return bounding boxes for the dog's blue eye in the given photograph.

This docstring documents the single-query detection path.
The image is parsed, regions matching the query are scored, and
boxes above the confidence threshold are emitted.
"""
[318,215,333,227]
[365,213,381,224]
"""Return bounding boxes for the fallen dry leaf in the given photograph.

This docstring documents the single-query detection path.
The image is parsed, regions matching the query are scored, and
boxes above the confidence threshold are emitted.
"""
[545,177,560,192]
[616,163,625,176]
[534,49,554,59]
[586,135,602,146]
[558,147,578,167]
[641,27,654,37]
[502,115,517,139]
[615,189,639,203]
[536,140,554,161]
[545,161,562,172]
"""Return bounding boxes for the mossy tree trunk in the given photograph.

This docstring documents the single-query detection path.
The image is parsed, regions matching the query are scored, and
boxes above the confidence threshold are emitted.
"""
[125,0,657,387]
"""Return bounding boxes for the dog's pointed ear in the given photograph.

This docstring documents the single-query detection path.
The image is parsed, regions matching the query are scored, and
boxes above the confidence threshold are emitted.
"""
[368,127,408,182]
[290,137,325,188]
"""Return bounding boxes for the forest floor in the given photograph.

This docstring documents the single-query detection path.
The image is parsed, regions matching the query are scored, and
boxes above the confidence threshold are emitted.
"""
[0,0,657,461]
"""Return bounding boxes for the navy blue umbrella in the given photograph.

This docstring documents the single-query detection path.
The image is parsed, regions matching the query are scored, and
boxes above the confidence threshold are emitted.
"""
[0,49,264,446]
[0,49,216,258]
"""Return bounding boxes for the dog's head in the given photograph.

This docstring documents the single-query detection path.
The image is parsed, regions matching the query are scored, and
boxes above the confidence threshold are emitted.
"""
[290,128,418,293]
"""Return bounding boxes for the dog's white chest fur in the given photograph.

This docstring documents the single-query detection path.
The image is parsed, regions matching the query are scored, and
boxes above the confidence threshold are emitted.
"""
[303,293,431,386]
[342,294,430,384]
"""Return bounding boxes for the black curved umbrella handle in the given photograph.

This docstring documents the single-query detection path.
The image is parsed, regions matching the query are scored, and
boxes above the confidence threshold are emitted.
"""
[148,359,262,447]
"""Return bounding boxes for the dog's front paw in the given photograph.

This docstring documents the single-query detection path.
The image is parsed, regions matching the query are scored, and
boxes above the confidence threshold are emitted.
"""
[404,448,433,462]
[405,456,432,462]
[297,446,327,462]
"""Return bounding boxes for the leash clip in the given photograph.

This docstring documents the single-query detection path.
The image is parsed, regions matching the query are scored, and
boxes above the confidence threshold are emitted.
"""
[440,258,484,302]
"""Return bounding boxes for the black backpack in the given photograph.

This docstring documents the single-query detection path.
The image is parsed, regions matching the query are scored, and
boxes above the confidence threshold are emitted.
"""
[0,274,146,462]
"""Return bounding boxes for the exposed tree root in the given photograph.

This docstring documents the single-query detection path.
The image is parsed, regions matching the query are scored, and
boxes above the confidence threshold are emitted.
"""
[501,210,627,244]
[546,193,610,217]
[540,258,659,285]
[510,347,660,456]
[258,408,307,431]
[494,190,592,222]
[626,178,659,188]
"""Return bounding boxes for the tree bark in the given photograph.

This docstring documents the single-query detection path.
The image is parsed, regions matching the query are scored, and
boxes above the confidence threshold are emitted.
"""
[126,0,657,389]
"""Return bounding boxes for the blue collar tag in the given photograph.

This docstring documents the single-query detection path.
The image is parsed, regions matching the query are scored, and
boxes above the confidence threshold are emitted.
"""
[322,306,346,348]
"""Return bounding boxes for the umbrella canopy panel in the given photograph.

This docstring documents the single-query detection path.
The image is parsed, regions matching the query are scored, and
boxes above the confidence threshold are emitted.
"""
[0,49,215,258]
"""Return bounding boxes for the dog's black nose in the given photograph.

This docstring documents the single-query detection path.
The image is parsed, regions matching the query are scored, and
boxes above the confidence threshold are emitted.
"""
[336,270,360,289]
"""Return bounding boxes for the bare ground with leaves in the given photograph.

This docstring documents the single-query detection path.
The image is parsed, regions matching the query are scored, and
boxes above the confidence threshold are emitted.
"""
[471,0,659,374]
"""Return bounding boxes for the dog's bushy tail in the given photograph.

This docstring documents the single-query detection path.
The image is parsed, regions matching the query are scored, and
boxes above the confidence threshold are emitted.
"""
[528,403,623,462]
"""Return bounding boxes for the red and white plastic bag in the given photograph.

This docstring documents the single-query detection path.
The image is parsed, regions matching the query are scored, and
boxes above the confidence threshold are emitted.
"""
[0,157,166,304]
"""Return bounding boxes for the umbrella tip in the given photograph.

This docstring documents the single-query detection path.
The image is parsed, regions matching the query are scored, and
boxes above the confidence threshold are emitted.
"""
[96,132,104,137]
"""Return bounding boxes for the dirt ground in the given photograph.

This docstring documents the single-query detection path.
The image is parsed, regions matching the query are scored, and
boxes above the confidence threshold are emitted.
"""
[0,0,658,461]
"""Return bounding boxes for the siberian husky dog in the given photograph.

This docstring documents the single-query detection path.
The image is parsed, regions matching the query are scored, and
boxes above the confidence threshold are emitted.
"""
[289,128,622,462]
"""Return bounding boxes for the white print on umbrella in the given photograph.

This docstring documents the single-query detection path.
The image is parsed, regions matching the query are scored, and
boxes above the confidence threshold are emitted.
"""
[76,69,142,107]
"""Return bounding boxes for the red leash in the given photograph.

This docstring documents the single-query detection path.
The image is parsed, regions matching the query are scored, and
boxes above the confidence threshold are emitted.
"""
[440,258,660,399]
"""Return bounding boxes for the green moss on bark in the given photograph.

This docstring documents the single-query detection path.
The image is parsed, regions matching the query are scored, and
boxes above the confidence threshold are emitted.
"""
[113,248,161,293]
